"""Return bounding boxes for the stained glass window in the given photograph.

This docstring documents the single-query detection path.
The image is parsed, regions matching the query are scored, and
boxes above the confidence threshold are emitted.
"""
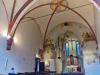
[76,41,80,56]
[65,42,69,56]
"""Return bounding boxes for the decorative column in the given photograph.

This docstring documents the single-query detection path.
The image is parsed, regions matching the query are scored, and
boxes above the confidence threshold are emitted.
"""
[6,37,13,50]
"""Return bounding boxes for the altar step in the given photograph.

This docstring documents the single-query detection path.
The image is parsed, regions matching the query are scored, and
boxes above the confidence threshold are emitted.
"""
[9,72,83,75]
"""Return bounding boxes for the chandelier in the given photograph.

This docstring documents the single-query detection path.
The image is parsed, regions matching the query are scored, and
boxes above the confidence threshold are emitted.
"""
[50,0,68,12]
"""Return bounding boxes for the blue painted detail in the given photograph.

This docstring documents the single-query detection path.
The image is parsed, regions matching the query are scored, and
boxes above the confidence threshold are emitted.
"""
[65,42,69,56]
[76,41,80,56]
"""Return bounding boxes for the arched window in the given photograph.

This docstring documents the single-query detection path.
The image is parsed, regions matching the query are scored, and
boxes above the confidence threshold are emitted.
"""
[65,41,80,65]
[65,42,69,57]
[76,41,81,56]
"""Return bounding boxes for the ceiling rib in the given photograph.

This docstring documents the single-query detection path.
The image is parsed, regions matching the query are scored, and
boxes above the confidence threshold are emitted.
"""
[8,0,33,34]
[10,0,16,22]
[43,0,65,49]
[61,4,97,45]
[24,3,92,21]
[22,17,43,40]
[11,3,51,38]
[7,1,98,50]
[1,0,9,23]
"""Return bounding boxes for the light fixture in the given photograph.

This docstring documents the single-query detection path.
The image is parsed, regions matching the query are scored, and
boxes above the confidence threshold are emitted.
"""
[36,53,40,58]
[1,31,12,43]
[45,60,50,67]
[50,0,68,12]
[7,34,11,40]
[13,37,18,43]
[2,31,7,37]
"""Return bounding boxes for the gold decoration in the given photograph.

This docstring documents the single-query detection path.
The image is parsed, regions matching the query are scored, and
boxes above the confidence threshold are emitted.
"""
[82,32,95,42]
[50,0,68,12]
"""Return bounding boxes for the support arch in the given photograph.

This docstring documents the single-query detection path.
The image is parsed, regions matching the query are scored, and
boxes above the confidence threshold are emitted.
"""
[7,1,98,50]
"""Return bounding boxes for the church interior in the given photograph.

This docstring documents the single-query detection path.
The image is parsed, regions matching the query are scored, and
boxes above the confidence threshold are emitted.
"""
[0,0,100,75]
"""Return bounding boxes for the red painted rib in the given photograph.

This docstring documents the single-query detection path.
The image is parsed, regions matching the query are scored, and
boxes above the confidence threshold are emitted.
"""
[8,0,33,34]
[10,0,16,22]
[1,0,9,23]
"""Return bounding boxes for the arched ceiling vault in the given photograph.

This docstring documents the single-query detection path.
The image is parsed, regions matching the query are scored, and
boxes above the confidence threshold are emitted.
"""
[1,0,39,50]
[5,0,98,50]
[47,22,95,43]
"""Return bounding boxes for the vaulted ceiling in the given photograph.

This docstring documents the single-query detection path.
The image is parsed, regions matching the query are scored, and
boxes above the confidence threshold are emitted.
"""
[0,0,99,38]
[0,0,98,47]
[0,0,99,62]
[23,0,95,36]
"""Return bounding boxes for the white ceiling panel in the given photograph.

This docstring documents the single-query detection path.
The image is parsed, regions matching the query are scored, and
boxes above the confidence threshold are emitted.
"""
[24,0,95,35]
[34,10,88,35]
[67,0,90,8]
[35,16,50,35]
[25,5,53,19]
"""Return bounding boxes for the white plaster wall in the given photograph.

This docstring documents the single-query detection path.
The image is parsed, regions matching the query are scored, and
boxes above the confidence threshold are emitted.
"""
[8,20,42,73]
[84,59,100,75]
[0,20,42,74]
[0,0,28,20]
[83,7,100,75]
[0,0,9,74]
[95,8,100,53]
[0,0,43,74]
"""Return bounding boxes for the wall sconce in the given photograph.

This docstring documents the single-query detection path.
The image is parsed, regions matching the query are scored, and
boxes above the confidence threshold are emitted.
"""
[2,31,7,37]
[45,60,50,67]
